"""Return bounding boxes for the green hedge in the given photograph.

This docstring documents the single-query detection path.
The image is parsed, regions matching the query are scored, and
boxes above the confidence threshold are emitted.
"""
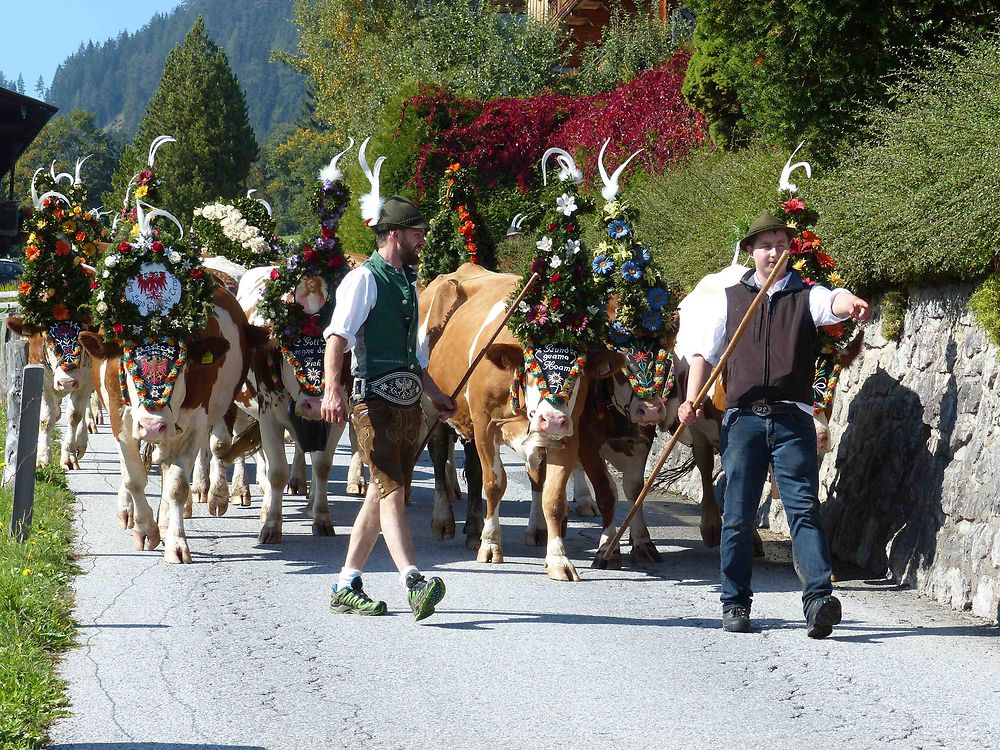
[969,273,1000,350]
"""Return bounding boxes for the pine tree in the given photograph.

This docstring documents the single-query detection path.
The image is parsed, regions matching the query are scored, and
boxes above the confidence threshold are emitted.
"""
[35,75,46,100]
[107,17,258,221]
[16,73,25,94]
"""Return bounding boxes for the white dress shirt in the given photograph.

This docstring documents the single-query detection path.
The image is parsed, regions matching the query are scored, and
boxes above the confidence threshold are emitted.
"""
[323,264,429,368]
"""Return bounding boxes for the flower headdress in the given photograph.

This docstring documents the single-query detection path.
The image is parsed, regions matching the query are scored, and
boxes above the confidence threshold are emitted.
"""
[114,135,175,238]
[419,162,492,283]
[191,189,279,267]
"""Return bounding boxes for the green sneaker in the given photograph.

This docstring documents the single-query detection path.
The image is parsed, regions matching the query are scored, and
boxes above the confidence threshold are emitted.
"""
[407,573,446,622]
[331,577,387,616]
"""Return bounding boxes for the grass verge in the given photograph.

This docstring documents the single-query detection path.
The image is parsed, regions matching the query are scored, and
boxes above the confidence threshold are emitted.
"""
[0,412,79,750]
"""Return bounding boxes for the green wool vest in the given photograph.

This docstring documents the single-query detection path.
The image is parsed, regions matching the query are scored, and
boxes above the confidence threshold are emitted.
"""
[353,250,422,379]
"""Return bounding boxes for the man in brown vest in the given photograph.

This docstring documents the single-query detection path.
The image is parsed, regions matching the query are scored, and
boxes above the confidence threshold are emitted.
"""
[678,210,871,637]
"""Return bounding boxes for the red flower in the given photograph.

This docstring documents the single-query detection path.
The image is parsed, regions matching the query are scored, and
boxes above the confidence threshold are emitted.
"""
[530,258,547,274]
[55,240,71,256]
[822,322,845,339]
[90,280,98,290]
[566,225,574,233]
[815,250,835,269]
[329,254,344,269]
[18,282,30,295]
[780,198,806,214]
[302,247,318,264]
[52,304,70,321]
[151,240,164,253]
[119,242,131,253]
[321,226,335,240]
[270,268,280,280]
[790,238,807,256]
[550,272,561,282]
[75,231,86,242]
[546,223,556,232]
[25,245,40,261]
[549,297,561,310]
[191,269,203,279]
[112,323,124,334]
[302,315,322,337]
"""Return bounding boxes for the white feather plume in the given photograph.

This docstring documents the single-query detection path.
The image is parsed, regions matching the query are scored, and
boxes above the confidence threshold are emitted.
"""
[148,135,176,167]
[36,191,72,210]
[319,137,355,184]
[246,189,273,218]
[74,154,93,185]
[358,137,386,227]
[30,168,44,208]
[779,140,812,194]
[597,139,643,201]
[506,213,528,237]
[50,160,73,186]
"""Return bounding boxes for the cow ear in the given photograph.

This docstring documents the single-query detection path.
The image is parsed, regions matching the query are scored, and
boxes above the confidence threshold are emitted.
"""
[485,343,523,371]
[244,324,270,348]
[79,331,122,360]
[585,348,627,380]
[5,316,25,337]
[188,336,230,365]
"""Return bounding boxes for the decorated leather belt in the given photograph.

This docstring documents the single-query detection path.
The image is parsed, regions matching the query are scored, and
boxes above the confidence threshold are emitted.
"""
[352,371,423,406]
[739,400,798,417]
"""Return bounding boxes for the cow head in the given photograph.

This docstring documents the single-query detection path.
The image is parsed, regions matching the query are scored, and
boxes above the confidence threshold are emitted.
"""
[80,331,228,442]
[276,334,327,421]
[607,338,674,426]
[488,342,625,440]
[7,316,94,396]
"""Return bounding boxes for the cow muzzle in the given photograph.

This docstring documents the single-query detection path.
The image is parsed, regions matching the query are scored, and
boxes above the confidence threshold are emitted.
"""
[55,375,80,392]
[632,399,666,425]
[532,411,569,436]
[137,417,169,442]
[294,396,324,421]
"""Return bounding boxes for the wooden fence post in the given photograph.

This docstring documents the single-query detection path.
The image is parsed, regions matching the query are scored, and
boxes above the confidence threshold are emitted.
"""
[9,363,43,541]
[3,335,26,489]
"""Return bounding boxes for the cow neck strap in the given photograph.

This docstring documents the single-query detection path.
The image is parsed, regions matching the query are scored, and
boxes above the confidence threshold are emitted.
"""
[524,345,586,406]
[621,345,674,402]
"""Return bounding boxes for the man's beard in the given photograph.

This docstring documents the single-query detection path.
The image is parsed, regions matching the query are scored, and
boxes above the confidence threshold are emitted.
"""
[400,239,421,266]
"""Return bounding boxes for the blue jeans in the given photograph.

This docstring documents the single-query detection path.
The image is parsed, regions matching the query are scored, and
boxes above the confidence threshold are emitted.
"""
[719,408,833,614]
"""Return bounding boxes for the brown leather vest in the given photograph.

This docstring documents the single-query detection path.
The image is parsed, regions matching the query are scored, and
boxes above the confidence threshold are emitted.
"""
[724,270,816,409]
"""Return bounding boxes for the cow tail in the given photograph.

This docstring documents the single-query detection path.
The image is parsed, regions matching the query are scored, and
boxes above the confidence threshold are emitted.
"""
[223,421,262,463]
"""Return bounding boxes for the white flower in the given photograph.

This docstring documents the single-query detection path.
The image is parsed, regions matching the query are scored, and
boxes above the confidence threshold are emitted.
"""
[565,239,581,255]
[536,236,552,253]
[587,305,600,315]
[105,254,118,267]
[550,255,562,268]
[549,310,563,323]
[518,301,530,313]
[96,291,105,301]
[168,251,181,264]
[556,193,577,216]
[102,270,110,278]
[96,301,108,314]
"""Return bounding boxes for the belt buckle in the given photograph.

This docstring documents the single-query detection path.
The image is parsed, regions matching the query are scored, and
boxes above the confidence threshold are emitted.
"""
[750,400,772,417]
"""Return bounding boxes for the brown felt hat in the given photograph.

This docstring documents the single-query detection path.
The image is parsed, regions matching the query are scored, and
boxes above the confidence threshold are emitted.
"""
[740,210,796,248]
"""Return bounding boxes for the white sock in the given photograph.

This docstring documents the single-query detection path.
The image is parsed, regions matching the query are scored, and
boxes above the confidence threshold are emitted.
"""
[337,568,362,591]
[400,565,419,587]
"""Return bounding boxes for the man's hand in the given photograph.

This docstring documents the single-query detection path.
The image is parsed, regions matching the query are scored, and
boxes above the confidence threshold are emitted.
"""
[321,383,348,426]
[422,376,455,421]
[677,399,704,426]
[833,293,873,324]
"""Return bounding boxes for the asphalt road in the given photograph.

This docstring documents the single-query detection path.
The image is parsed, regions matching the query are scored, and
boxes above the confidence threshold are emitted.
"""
[48,423,1000,750]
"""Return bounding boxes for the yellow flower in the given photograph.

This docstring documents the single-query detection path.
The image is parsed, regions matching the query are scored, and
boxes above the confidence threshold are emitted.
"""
[135,185,149,200]
[63,220,76,233]
[22,568,31,576]
[72,205,83,216]
[36,219,46,229]
[793,259,805,271]
[130,224,140,238]
[828,272,845,287]
[84,243,96,256]
[28,232,36,243]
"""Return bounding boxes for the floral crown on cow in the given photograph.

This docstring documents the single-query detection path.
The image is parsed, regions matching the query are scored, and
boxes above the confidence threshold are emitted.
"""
[191,189,280,267]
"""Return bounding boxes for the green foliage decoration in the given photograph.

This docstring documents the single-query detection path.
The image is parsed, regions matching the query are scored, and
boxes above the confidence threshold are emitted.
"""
[419,163,493,283]
[191,194,279,267]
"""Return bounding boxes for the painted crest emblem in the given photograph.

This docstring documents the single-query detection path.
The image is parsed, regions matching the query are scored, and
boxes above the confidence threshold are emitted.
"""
[125,262,182,316]
[131,341,183,405]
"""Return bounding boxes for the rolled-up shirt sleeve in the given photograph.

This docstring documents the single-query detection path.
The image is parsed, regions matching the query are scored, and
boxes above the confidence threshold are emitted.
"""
[416,298,429,369]
[323,267,377,349]
[809,285,851,327]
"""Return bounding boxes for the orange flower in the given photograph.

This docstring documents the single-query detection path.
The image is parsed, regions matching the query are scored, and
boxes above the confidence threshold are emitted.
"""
[18,282,30,295]
[55,239,71,256]
[448,162,461,172]
[801,229,822,248]
[816,250,835,269]
[52,304,70,321]
[75,231,86,242]
[25,245,40,260]
[53,208,64,218]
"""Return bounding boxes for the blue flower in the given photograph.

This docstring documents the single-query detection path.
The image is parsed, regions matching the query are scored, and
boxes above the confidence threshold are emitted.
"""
[288,255,299,271]
[592,255,615,276]
[646,287,669,310]
[609,321,630,345]
[637,246,653,266]
[608,219,631,239]
[621,260,642,282]
[641,310,664,332]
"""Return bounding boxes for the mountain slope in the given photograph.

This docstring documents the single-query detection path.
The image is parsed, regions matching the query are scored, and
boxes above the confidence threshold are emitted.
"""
[47,0,303,139]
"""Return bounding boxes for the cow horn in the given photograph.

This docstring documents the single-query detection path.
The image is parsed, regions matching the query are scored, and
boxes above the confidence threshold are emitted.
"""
[31,167,44,208]
[358,137,386,227]
[246,189,273,218]
[506,213,527,237]
[137,200,184,239]
[148,135,176,167]
[74,154,93,185]
[51,160,74,186]
[319,137,355,184]
[597,138,642,202]
[36,190,72,210]
[779,140,811,194]
[541,147,582,186]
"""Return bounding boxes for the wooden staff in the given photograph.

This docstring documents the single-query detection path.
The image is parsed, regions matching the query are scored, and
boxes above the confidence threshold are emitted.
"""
[413,272,540,462]
[596,250,791,566]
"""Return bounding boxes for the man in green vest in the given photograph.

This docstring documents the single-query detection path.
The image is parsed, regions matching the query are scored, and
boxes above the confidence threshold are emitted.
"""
[321,195,455,621]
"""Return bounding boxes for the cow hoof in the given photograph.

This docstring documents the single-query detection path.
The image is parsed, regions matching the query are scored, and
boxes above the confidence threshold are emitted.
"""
[700,519,722,549]
[133,525,161,551]
[545,555,582,582]
[191,489,208,505]
[208,498,229,517]
[62,455,77,470]
[465,533,481,551]
[117,508,134,529]
[476,543,504,564]
[630,541,663,563]
[525,527,547,547]
[236,489,252,508]
[183,501,193,520]
[346,480,367,497]
[592,546,621,570]
[164,537,192,563]
[311,517,335,537]
[87,421,98,434]
[287,479,308,496]
[575,498,599,517]
[432,511,456,541]
[258,525,283,544]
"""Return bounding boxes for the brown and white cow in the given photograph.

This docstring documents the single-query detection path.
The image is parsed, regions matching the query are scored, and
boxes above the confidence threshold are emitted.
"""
[81,286,255,562]
[5,317,96,470]
[421,263,624,581]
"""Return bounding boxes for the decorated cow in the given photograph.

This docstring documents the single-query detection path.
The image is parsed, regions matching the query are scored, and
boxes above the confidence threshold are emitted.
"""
[6,158,106,469]
[81,201,256,562]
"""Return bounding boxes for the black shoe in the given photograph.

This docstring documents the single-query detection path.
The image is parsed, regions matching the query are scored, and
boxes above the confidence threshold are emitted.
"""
[722,606,752,633]
[806,595,842,639]
[406,572,446,622]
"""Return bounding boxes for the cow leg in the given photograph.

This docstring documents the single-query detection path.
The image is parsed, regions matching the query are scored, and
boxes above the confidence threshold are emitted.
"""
[308,424,345,536]
[88,389,103,432]
[692,433,722,549]
[572,463,599,517]
[429,426,456,541]
[580,441,621,570]
[37,383,58,467]
[475,427,506,564]
[525,460,547,546]
[191,441,210,511]
[116,419,159,550]
[345,421,368,496]
[258,413,289,544]
[207,421,234,517]
[621,447,662,563]
[541,438,581,582]
[161,439,201,564]
[61,386,90,470]
[461,438,484,550]
[288,442,308,496]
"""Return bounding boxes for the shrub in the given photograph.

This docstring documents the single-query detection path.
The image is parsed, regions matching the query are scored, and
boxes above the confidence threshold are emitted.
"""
[880,290,907,341]
[969,273,1000,353]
